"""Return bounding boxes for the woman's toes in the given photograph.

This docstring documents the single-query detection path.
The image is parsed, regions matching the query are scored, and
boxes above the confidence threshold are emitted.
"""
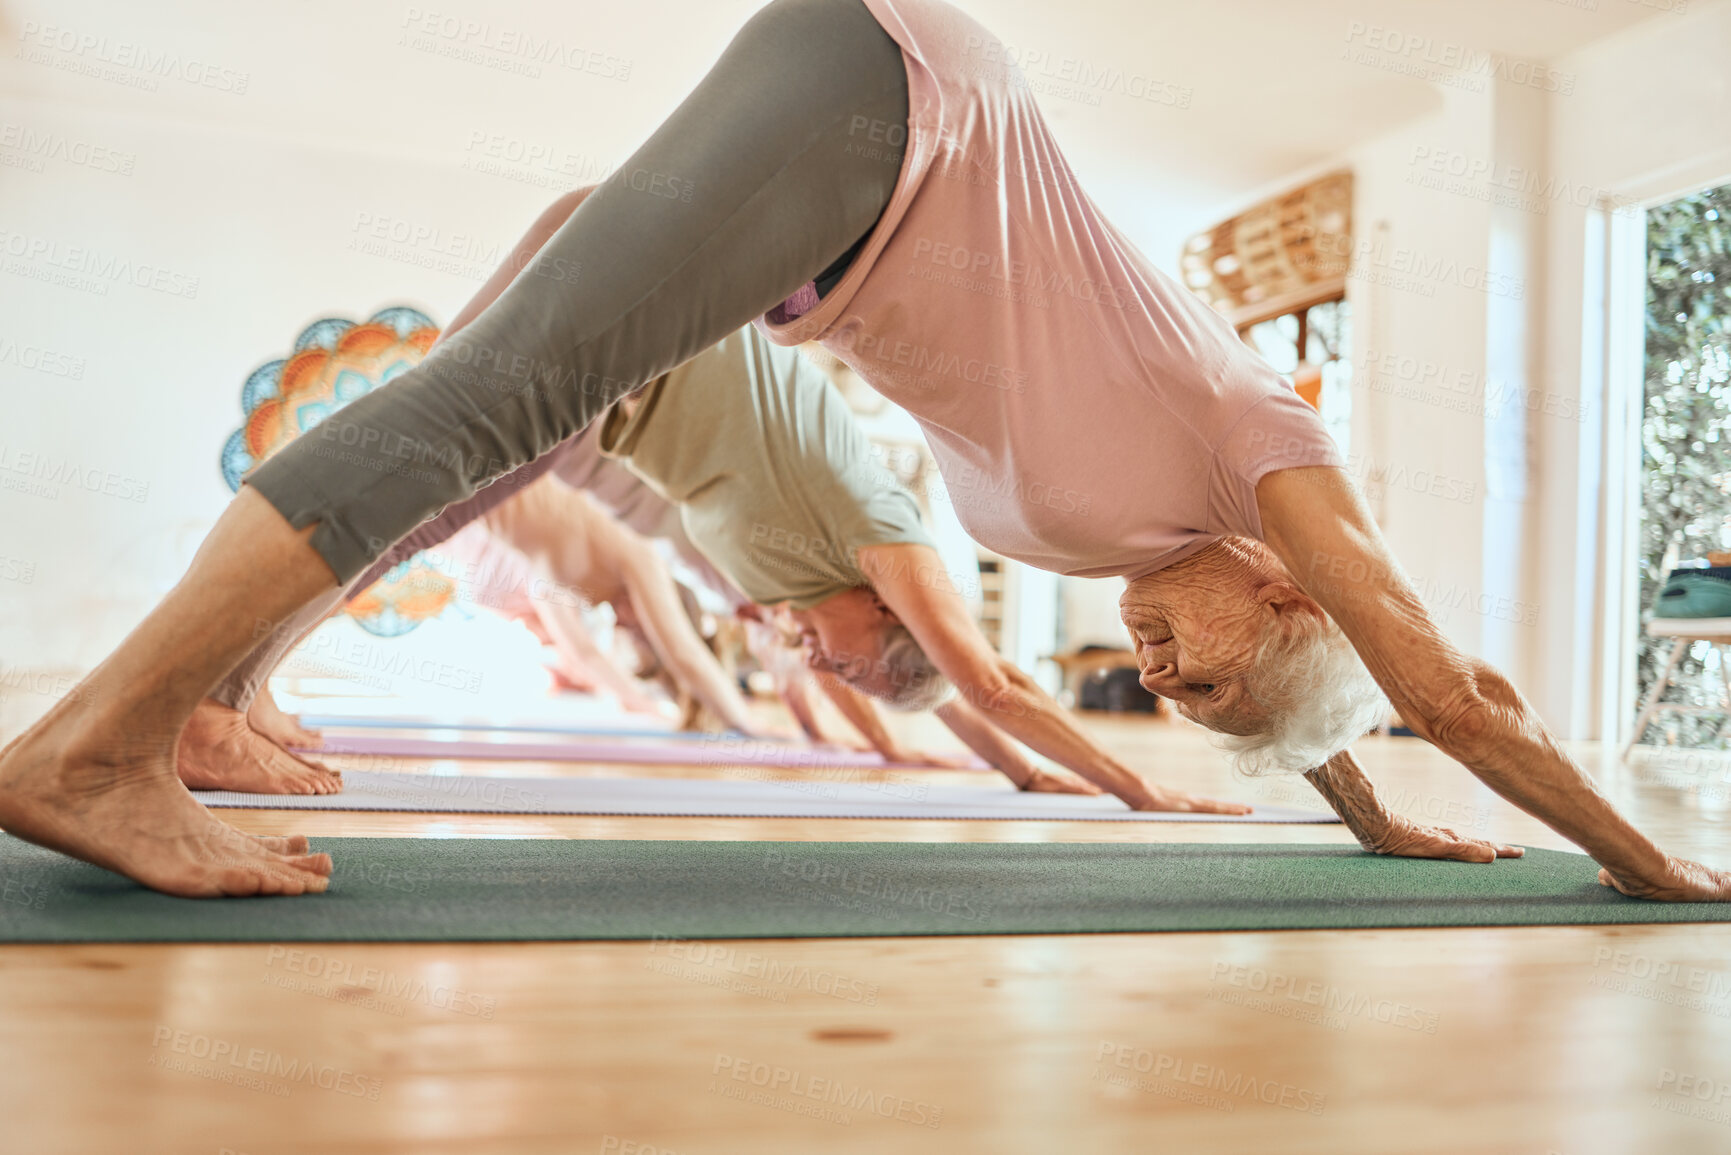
[251,834,316,856]
[285,851,334,876]
[211,865,298,898]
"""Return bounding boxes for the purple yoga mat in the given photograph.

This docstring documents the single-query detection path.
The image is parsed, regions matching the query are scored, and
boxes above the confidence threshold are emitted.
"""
[298,733,991,771]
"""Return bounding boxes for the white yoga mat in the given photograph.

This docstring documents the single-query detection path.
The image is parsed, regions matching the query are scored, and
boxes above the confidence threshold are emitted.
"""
[193,771,1339,823]
[298,714,748,741]
[298,733,989,770]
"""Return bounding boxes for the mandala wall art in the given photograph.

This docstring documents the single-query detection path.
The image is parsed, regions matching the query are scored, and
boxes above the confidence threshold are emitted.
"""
[220,307,457,637]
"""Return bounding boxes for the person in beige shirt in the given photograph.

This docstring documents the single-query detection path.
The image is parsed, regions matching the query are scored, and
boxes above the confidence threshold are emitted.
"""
[593,326,1218,805]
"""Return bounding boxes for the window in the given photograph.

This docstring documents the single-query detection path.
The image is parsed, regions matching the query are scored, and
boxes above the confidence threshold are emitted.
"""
[1242,296,1352,454]
[1634,181,1731,746]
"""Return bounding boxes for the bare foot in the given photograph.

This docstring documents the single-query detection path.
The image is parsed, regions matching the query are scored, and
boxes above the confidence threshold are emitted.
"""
[180,699,344,795]
[0,707,334,898]
[248,686,322,750]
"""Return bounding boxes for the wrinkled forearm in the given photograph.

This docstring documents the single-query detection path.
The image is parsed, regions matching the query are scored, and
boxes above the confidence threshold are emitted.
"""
[1303,750,1395,851]
[1257,465,1674,882]
[1397,660,1666,878]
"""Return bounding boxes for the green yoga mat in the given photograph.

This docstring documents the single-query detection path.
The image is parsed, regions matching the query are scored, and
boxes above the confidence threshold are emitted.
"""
[1,836,1726,942]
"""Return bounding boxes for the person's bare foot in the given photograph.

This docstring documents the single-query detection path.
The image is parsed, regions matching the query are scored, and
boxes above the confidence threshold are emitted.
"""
[247,686,322,750]
[180,699,344,795]
[0,702,334,897]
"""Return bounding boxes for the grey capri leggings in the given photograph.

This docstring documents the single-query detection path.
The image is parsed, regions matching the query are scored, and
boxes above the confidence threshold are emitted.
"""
[245,0,909,584]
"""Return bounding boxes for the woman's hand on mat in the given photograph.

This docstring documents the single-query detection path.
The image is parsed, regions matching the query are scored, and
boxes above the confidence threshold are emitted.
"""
[543,664,597,695]
[1369,818,1524,863]
[883,747,973,768]
[1128,787,1254,815]
[619,691,673,717]
[1598,857,1731,902]
[1016,767,1101,795]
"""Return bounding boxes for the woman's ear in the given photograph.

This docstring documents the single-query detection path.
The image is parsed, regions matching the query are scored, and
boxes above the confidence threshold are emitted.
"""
[1258,582,1322,618]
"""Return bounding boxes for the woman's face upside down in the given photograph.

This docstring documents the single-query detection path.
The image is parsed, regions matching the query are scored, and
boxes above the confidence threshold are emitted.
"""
[1118,539,1326,736]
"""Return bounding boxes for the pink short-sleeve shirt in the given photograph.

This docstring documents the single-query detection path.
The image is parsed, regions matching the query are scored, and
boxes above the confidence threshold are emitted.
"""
[756,0,1341,581]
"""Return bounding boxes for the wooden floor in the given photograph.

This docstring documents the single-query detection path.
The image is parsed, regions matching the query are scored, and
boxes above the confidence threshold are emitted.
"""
[6,711,1731,1154]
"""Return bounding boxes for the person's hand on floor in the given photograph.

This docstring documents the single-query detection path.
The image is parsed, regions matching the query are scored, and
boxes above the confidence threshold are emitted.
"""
[512,606,558,646]
[618,688,675,717]
[1598,856,1731,902]
[1368,817,1524,863]
[736,722,802,743]
[881,747,976,768]
[1016,766,1101,795]
[544,664,598,695]
[1128,786,1254,815]
[817,736,875,754]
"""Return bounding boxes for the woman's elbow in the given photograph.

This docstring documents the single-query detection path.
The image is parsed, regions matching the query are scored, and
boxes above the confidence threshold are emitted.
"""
[1407,664,1519,762]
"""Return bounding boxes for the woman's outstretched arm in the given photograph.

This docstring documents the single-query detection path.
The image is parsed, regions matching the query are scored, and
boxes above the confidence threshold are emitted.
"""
[805,672,976,770]
[740,621,847,746]
[609,535,766,736]
[486,479,764,734]
[859,542,1249,814]
[928,696,1099,794]
[1258,464,1731,901]
[523,595,667,717]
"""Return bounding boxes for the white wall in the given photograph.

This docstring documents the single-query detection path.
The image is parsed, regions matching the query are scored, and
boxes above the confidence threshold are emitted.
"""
[0,0,757,678]
[1341,83,1498,659]
[1,96,540,672]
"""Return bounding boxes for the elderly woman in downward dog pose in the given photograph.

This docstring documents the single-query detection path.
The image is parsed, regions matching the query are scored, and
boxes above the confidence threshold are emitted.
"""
[4,0,1726,900]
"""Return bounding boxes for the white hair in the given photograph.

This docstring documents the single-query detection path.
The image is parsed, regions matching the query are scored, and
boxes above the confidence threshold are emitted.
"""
[874,624,954,713]
[1210,613,1389,776]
